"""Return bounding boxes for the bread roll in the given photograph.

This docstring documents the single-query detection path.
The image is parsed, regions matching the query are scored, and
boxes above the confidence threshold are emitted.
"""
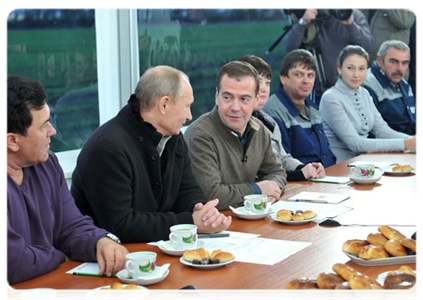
[110,282,124,289]
[386,282,420,300]
[196,247,210,259]
[349,276,385,300]
[292,213,304,221]
[358,245,389,260]
[401,238,416,252]
[333,281,360,300]
[212,251,234,262]
[342,239,369,255]
[183,250,202,262]
[384,239,408,257]
[302,210,317,220]
[122,283,142,297]
[286,278,318,289]
[110,291,125,300]
[316,272,345,289]
[367,233,388,247]
[297,289,335,300]
[398,265,415,276]
[210,249,224,259]
[276,209,292,221]
[378,225,406,242]
[93,288,115,300]
[383,273,416,289]
[332,263,358,281]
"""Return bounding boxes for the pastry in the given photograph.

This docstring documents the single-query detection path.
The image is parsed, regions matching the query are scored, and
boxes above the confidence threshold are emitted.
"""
[392,164,413,172]
[183,250,202,262]
[398,265,416,276]
[400,238,416,252]
[332,263,358,281]
[276,209,292,221]
[196,247,210,259]
[286,278,318,289]
[212,251,234,262]
[383,273,416,289]
[122,283,142,297]
[210,249,224,259]
[349,276,385,300]
[342,239,369,255]
[297,289,335,300]
[292,213,304,221]
[358,245,390,260]
[367,233,388,247]
[110,291,125,300]
[93,288,115,300]
[384,239,408,257]
[333,281,360,300]
[316,272,345,289]
[378,225,406,242]
[110,282,124,289]
[302,210,317,220]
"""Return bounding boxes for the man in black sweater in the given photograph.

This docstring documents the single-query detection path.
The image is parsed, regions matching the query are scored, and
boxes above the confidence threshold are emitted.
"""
[71,66,231,243]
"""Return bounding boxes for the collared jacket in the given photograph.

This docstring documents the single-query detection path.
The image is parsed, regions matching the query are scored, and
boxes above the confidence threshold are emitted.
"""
[184,106,287,210]
[71,104,206,243]
[263,85,336,167]
[364,61,416,136]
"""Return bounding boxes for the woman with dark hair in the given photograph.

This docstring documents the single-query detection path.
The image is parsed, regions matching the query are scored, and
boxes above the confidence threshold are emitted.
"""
[320,45,415,163]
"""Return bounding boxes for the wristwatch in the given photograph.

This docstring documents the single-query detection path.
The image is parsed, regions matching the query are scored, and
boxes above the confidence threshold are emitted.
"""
[104,233,121,244]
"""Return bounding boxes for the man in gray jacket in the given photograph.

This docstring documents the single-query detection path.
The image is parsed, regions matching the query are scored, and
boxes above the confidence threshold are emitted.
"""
[184,61,287,210]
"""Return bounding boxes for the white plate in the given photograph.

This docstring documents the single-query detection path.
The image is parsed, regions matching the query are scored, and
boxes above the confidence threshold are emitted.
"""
[349,175,382,185]
[270,213,317,225]
[117,268,169,286]
[377,270,417,286]
[343,251,416,266]
[179,256,235,269]
[157,240,205,256]
[85,284,150,300]
[229,206,272,220]
[381,166,415,175]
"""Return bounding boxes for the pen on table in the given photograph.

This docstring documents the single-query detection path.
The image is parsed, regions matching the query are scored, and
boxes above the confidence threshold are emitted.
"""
[295,199,328,204]
[198,233,230,239]
[72,272,117,278]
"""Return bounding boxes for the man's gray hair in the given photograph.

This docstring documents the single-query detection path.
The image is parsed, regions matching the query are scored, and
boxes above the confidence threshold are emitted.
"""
[378,40,410,60]
[134,65,189,112]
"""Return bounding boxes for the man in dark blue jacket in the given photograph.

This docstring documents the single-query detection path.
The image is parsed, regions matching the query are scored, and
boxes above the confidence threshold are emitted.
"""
[364,40,416,136]
[263,49,336,167]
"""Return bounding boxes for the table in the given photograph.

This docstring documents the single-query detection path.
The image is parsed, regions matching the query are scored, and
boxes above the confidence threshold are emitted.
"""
[9,153,417,297]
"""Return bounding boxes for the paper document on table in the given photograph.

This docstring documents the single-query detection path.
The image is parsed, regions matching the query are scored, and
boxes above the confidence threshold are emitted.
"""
[308,176,351,184]
[271,201,353,220]
[66,262,102,276]
[287,192,350,204]
[347,161,396,169]
[212,230,260,244]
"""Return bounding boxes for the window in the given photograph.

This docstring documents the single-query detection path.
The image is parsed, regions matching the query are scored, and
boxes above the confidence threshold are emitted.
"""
[137,9,290,123]
[8,9,99,153]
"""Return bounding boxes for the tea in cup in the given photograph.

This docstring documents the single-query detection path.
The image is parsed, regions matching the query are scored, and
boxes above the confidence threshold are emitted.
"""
[243,194,269,214]
[126,251,157,278]
[350,164,376,177]
[169,224,197,250]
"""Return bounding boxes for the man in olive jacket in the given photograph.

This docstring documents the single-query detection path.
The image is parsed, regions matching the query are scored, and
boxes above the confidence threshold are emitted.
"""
[184,61,287,210]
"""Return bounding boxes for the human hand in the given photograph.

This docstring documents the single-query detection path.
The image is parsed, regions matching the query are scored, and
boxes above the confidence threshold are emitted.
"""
[301,163,318,179]
[404,136,416,151]
[256,180,281,200]
[340,12,354,25]
[96,237,128,277]
[302,9,318,25]
[193,199,232,234]
[311,162,326,178]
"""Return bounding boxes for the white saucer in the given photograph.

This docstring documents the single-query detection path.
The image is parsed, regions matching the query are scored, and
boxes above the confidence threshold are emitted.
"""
[229,206,272,220]
[380,166,415,175]
[270,213,317,225]
[85,284,150,300]
[349,169,383,184]
[179,257,235,269]
[156,240,205,256]
[117,267,169,286]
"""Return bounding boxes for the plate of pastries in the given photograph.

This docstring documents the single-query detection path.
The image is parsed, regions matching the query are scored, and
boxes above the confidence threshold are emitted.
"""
[271,209,317,225]
[342,225,416,266]
[180,248,235,269]
[377,265,416,289]
[85,281,150,300]
[381,163,414,175]
[285,262,415,289]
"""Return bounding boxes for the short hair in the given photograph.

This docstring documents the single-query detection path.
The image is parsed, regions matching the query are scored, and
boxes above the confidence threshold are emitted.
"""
[279,49,316,77]
[8,75,47,136]
[216,61,260,96]
[337,45,370,68]
[133,65,189,112]
[237,55,272,80]
[378,40,410,60]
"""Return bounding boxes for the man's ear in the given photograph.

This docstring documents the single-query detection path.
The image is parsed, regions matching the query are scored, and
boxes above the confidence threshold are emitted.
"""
[158,96,170,114]
[280,75,287,86]
[215,88,219,106]
[7,133,20,153]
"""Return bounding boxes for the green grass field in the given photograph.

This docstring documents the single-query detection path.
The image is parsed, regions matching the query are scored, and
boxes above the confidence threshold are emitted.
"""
[8,19,289,152]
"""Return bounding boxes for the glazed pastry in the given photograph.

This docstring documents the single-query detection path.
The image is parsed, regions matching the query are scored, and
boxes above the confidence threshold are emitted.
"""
[367,233,388,247]
[378,225,406,242]
[342,239,370,256]
[384,240,408,257]
[292,213,304,221]
[183,250,202,262]
[276,209,292,221]
[400,238,416,252]
[316,272,345,289]
[358,245,390,260]
[286,278,318,289]
[302,210,317,220]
